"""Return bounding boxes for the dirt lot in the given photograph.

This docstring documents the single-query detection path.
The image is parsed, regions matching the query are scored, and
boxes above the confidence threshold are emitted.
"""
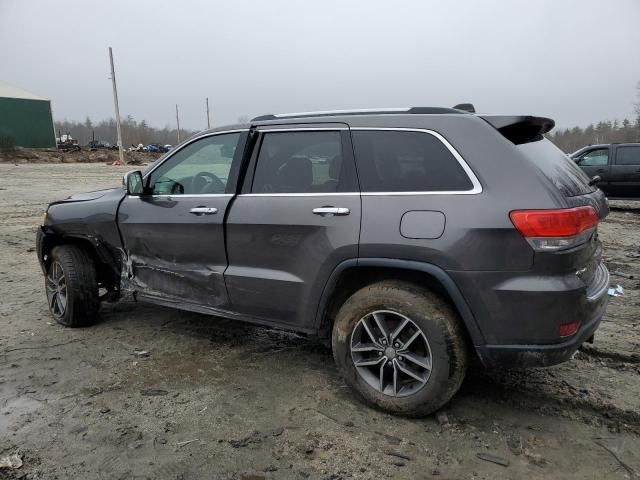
[1,163,639,479]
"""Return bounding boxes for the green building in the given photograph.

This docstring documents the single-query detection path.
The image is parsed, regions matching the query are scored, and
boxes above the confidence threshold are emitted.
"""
[0,81,55,149]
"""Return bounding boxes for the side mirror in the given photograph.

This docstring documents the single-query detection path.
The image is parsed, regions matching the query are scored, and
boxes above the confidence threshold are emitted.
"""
[123,170,144,195]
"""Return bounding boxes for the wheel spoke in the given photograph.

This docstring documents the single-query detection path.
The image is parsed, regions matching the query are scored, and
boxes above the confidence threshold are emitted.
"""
[354,356,386,368]
[55,294,65,314]
[351,343,383,353]
[402,330,421,350]
[400,352,432,371]
[392,360,399,395]
[396,361,426,383]
[390,317,410,341]
[360,318,379,346]
[371,312,390,341]
[47,290,57,309]
[58,292,67,311]
[379,358,387,391]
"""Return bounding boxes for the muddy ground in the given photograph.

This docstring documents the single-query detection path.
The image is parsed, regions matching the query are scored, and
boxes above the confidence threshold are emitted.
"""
[1,163,639,479]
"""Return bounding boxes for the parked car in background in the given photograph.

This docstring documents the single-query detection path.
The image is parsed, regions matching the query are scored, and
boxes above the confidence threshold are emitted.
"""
[37,106,609,416]
[143,143,171,153]
[88,140,113,150]
[571,143,640,198]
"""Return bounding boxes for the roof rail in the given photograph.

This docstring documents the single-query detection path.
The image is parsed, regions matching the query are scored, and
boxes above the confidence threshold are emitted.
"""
[251,106,468,122]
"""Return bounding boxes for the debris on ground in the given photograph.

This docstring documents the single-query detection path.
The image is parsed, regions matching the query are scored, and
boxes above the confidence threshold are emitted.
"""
[608,285,625,297]
[476,452,510,467]
[612,271,635,279]
[383,448,413,461]
[435,410,449,426]
[229,429,284,448]
[132,350,150,358]
[0,453,23,469]
[140,388,169,396]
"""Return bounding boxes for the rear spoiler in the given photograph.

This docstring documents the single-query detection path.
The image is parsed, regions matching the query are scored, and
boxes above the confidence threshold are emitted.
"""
[480,115,555,145]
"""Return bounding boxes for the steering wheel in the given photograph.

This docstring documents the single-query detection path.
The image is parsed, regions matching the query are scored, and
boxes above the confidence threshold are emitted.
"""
[191,171,225,194]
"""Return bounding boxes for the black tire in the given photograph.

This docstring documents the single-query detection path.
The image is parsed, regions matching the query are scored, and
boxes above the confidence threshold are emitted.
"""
[45,245,99,327]
[332,280,467,416]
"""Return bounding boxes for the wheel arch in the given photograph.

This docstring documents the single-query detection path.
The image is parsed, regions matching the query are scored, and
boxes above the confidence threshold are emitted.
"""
[315,258,485,346]
[37,228,122,292]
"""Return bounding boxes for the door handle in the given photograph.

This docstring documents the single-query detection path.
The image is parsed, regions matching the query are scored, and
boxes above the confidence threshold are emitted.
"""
[189,207,218,215]
[595,168,607,173]
[312,207,350,216]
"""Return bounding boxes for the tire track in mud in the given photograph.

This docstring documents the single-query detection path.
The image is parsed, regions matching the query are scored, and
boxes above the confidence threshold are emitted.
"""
[462,353,640,434]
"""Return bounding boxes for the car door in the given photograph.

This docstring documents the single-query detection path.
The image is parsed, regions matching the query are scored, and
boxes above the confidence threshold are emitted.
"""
[609,145,640,198]
[224,124,361,329]
[574,147,611,193]
[118,130,248,308]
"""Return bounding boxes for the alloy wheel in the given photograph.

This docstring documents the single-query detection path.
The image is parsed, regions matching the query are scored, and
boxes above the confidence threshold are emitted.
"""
[350,310,432,397]
[46,261,67,319]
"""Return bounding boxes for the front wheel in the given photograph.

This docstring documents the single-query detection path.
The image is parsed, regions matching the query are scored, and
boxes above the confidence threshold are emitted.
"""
[332,280,468,416]
[45,245,99,327]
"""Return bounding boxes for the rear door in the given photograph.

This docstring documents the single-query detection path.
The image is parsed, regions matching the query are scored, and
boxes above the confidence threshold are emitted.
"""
[118,130,247,307]
[610,145,640,198]
[224,124,361,330]
[574,147,611,193]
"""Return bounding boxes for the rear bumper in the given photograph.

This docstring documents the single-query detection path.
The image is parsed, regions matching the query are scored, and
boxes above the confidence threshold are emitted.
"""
[475,294,606,367]
[449,262,609,368]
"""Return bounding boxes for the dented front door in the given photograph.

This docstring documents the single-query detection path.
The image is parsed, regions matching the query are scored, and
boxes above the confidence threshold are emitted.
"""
[117,131,247,308]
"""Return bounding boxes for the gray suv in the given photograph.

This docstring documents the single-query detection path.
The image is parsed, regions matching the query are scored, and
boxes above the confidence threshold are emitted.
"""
[36,107,610,416]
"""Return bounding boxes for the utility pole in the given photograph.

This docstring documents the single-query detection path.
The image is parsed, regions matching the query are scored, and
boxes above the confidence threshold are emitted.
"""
[175,104,181,143]
[108,47,125,165]
[206,97,211,129]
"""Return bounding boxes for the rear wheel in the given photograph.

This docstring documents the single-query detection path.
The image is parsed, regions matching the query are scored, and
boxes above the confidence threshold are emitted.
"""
[332,280,467,416]
[45,245,99,327]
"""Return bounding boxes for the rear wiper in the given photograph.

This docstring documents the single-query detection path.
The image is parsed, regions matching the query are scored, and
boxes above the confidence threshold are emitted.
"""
[588,175,601,186]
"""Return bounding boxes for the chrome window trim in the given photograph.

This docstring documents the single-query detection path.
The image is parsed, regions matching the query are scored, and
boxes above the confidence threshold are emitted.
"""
[142,129,249,181]
[127,193,234,199]
[239,193,359,197]
[350,127,483,195]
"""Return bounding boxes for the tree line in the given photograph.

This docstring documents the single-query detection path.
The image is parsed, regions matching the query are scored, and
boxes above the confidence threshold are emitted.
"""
[548,115,640,153]
[54,115,195,148]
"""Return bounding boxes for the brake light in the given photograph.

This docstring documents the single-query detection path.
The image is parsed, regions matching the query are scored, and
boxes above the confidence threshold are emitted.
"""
[509,206,599,251]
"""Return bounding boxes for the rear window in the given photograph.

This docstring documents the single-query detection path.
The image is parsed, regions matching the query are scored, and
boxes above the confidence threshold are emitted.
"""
[616,146,640,165]
[518,138,595,197]
[351,130,473,192]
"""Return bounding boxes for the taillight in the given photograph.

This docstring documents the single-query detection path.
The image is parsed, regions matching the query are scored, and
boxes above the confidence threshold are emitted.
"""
[509,206,599,251]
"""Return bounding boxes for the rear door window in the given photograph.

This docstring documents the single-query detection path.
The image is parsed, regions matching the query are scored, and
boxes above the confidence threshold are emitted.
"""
[350,130,473,192]
[251,131,355,193]
[616,146,640,165]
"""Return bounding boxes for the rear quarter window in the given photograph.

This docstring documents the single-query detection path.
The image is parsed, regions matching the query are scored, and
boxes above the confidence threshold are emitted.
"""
[351,130,474,192]
[518,139,595,197]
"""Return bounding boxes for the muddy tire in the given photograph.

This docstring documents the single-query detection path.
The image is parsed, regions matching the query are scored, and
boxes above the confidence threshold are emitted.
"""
[332,280,467,416]
[45,245,99,327]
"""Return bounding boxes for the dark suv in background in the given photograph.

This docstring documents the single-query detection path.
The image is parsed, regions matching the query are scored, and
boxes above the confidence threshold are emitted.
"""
[572,143,640,198]
[37,106,610,416]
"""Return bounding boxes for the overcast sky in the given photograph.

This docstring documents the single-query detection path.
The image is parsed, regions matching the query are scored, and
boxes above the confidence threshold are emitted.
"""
[2,0,639,131]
